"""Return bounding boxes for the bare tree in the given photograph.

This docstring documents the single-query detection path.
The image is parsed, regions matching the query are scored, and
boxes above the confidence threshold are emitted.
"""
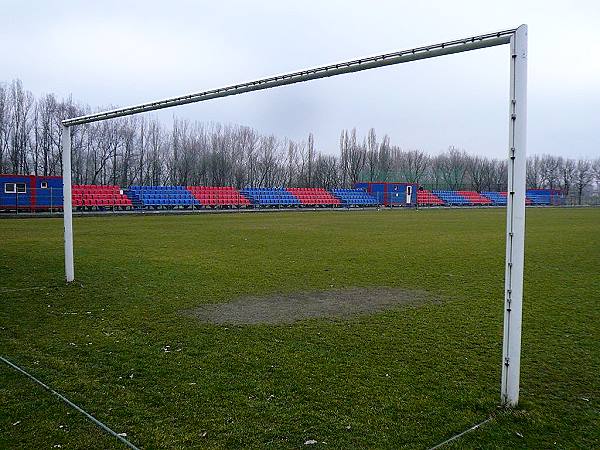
[438,146,468,190]
[345,128,366,186]
[526,155,542,189]
[592,158,600,188]
[467,156,487,191]
[257,135,282,187]
[339,129,349,187]
[8,80,35,173]
[559,157,576,202]
[398,149,428,184]
[365,128,378,181]
[540,154,561,189]
[377,134,391,181]
[0,83,7,173]
[574,159,594,205]
[307,132,315,187]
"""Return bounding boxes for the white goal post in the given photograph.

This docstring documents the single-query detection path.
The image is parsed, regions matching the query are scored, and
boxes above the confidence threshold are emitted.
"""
[60,25,528,406]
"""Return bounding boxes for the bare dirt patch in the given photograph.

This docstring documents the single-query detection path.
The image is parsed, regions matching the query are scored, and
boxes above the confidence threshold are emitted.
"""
[185,287,437,325]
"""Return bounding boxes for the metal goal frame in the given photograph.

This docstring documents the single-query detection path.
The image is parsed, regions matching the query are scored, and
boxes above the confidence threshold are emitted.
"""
[60,25,528,406]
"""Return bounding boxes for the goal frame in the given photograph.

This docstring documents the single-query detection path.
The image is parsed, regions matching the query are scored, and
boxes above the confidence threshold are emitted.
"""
[60,25,528,406]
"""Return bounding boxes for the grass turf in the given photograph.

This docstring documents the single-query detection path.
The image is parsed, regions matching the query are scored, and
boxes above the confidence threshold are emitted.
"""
[0,208,598,449]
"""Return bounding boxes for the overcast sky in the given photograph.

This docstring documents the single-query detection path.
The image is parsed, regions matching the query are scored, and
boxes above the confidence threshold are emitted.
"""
[2,0,599,159]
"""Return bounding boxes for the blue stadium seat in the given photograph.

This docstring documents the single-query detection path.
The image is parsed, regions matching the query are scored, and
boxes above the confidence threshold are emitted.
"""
[432,191,471,206]
[481,191,507,206]
[126,186,200,208]
[330,189,378,206]
[240,188,301,206]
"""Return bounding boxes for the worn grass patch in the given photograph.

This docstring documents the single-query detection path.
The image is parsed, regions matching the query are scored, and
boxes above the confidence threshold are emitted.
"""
[1,208,599,449]
[185,287,437,325]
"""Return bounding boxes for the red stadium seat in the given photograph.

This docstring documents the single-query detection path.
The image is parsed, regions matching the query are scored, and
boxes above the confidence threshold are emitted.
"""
[286,188,341,206]
[72,184,132,209]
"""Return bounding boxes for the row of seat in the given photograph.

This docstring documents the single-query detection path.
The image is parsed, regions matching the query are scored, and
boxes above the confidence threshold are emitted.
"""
[429,190,539,206]
[36,183,560,209]
[457,191,492,205]
[241,188,301,206]
[287,188,341,206]
[330,189,379,206]
[433,190,473,205]
[127,186,199,208]
[480,191,507,205]
[187,186,251,206]
[72,184,132,208]
[527,194,552,205]
[417,190,445,205]
[73,198,132,207]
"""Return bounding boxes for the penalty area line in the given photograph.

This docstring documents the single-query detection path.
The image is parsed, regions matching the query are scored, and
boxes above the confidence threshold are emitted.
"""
[1,355,140,450]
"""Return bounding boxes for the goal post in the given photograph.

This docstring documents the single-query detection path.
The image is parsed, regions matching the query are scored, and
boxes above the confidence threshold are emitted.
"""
[61,125,74,283]
[60,25,527,406]
[502,24,528,407]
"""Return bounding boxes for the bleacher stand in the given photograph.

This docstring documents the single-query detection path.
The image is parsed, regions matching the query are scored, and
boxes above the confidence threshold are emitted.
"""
[526,190,554,205]
[481,191,507,205]
[417,189,445,206]
[432,190,471,206]
[481,191,533,206]
[187,186,251,207]
[457,191,492,205]
[127,186,199,209]
[240,187,301,207]
[330,189,378,206]
[72,185,132,209]
[286,188,341,207]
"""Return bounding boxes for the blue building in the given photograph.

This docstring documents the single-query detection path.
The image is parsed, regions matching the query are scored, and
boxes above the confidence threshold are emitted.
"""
[0,174,63,211]
[354,182,418,206]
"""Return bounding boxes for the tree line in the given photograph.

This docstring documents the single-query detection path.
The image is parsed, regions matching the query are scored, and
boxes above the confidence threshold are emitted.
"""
[1,79,599,203]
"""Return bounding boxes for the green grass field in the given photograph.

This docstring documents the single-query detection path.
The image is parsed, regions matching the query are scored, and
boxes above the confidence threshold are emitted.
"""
[1,208,599,449]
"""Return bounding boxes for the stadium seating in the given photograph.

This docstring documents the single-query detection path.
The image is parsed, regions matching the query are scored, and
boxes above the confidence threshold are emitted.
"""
[417,189,445,206]
[240,187,301,206]
[526,191,552,205]
[127,186,199,208]
[330,189,379,206]
[481,191,507,205]
[481,191,533,206]
[72,185,132,209]
[286,188,341,206]
[187,186,251,207]
[457,191,492,205]
[431,190,471,206]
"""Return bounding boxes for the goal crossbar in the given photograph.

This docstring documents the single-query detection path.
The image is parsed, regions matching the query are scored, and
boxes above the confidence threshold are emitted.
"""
[62,29,515,127]
[59,26,528,408]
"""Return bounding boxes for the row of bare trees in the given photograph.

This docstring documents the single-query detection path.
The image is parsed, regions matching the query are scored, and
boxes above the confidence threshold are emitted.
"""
[1,79,599,203]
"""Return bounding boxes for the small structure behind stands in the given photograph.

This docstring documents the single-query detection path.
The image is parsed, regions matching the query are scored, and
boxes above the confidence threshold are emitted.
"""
[354,182,418,207]
[0,174,63,211]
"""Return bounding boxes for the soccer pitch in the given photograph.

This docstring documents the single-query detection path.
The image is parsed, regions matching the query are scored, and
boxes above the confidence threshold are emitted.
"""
[1,208,598,449]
